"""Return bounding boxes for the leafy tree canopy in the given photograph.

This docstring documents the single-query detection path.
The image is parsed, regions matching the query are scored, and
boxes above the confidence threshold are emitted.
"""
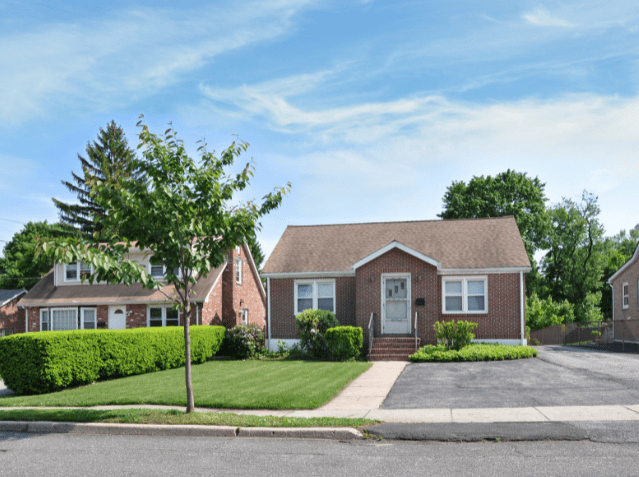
[39,118,290,412]
[52,120,139,239]
[438,169,550,260]
[540,191,606,319]
[0,221,79,290]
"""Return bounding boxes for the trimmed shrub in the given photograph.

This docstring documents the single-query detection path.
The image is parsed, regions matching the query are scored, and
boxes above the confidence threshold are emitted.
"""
[221,323,265,359]
[0,326,225,395]
[409,343,538,362]
[325,326,363,361]
[295,309,339,359]
[433,320,478,350]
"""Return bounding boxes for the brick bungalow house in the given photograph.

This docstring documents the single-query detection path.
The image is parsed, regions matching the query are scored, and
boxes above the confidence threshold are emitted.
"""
[0,289,27,337]
[262,217,531,359]
[18,244,265,333]
[607,242,639,343]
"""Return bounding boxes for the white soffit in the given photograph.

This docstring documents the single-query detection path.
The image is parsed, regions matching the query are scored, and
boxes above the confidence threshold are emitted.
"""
[351,241,441,270]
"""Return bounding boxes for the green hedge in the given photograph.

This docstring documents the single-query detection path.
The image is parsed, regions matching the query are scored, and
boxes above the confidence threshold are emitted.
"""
[0,326,225,395]
[325,326,363,361]
[409,343,538,362]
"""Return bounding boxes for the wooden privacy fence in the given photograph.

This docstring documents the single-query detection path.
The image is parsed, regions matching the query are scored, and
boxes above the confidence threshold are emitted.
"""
[529,319,639,346]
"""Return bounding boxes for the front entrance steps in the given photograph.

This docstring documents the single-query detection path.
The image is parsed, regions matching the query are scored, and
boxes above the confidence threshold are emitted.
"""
[369,336,421,361]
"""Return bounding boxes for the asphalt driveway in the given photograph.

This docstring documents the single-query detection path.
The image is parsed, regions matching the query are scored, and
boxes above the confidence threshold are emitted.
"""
[382,345,639,409]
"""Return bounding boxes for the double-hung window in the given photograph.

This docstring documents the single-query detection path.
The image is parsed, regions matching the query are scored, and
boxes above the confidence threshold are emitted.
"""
[294,280,335,315]
[236,258,243,284]
[148,306,180,327]
[65,262,92,282]
[149,264,180,280]
[241,309,248,325]
[623,283,629,309]
[80,308,97,330]
[442,277,488,313]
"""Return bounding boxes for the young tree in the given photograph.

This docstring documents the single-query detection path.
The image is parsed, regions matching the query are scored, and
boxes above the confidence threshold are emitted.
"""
[438,170,551,295]
[40,118,290,413]
[0,221,79,289]
[52,121,138,238]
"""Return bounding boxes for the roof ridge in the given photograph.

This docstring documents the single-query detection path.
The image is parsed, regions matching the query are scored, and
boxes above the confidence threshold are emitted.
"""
[286,216,515,228]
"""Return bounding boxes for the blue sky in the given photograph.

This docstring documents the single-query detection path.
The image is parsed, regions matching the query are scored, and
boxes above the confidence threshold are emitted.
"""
[1,0,639,261]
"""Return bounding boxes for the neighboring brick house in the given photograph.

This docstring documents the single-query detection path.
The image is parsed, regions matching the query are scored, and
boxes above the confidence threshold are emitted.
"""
[607,242,639,342]
[262,217,531,358]
[17,244,265,333]
[0,289,27,337]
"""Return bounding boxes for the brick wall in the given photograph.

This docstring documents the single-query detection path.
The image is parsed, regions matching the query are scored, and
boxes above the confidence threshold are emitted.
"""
[268,276,356,339]
[269,248,524,344]
[611,258,639,326]
[222,245,266,329]
[0,297,25,334]
[355,248,439,343]
[126,304,147,328]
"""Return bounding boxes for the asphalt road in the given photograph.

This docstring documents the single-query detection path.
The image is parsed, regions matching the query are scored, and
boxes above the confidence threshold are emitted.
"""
[1,432,638,477]
[382,345,639,409]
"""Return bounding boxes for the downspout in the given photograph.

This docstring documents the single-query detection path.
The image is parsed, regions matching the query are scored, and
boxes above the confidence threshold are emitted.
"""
[610,283,614,339]
[520,271,525,345]
[196,305,199,326]
[24,307,28,334]
[267,277,272,351]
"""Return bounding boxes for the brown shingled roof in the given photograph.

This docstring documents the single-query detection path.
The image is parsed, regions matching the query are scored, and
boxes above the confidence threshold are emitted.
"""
[18,264,226,307]
[262,216,530,274]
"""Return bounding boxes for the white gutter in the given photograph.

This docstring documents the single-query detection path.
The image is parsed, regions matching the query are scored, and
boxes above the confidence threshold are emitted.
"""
[610,283,614,338]
[520,271,525,345]
[267,277,272,351]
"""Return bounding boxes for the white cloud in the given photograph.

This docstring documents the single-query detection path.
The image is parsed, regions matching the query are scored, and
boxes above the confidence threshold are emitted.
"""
[522,7,574,27]
[199,71,639,259]
[0,0,316,123]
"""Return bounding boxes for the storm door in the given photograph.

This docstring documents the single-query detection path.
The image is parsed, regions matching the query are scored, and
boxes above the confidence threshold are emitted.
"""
[382,274,411,334]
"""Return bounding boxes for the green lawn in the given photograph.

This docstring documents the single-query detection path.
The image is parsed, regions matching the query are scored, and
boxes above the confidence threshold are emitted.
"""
[0,409,377,428]
[0,360,371,409]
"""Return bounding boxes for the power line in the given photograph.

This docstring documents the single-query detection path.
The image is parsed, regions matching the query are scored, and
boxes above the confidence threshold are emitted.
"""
[0,218,26,225]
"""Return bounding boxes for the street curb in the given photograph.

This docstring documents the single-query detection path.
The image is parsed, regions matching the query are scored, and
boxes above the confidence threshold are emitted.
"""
[0,421,363,440]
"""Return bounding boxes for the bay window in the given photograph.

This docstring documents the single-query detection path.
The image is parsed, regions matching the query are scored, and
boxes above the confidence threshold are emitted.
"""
[442,277,488,313]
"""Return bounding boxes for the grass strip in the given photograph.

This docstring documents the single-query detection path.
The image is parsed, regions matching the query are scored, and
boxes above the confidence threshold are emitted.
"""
[0,408,378,428]
[0,360,371,409]
[409,343,538,362]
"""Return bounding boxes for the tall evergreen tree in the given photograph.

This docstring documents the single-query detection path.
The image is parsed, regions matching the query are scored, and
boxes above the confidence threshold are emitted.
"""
[52,121,137,239]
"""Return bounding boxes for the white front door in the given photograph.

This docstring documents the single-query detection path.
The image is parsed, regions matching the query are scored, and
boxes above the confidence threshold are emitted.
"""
[108,306,126,330]
[382,274,411,334]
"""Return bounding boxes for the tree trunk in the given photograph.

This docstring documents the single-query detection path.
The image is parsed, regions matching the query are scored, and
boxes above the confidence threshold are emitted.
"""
[184,298,195,413]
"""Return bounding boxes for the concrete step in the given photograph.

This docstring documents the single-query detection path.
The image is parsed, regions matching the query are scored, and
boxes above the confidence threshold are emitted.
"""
[369,353,413,361]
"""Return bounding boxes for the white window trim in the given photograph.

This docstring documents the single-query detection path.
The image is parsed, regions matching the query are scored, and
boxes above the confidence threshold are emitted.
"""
[63,262,93,283]
[147,263,182,281]
[442,276,488,314]
[236,258,243,284]
[40,308,50,332]
[49,307,79,331]
[622,282,629,309]
[242,309,248,325]
[80,307,97,330]
[146,306,181,327]
[294,279,336,315]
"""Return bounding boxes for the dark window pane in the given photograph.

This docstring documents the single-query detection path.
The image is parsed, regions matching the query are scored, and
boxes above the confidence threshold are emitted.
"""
[468,296,485,311]
[317,298,334,311]
[149,320,162,327]
[445,296,463,311]
[166,320,179,327]
[150,308,162,319]
[298,298,312,312]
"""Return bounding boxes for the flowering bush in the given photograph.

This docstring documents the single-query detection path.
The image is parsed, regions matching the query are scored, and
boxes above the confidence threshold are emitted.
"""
[222,323,265,359]
[295,309,339,359]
